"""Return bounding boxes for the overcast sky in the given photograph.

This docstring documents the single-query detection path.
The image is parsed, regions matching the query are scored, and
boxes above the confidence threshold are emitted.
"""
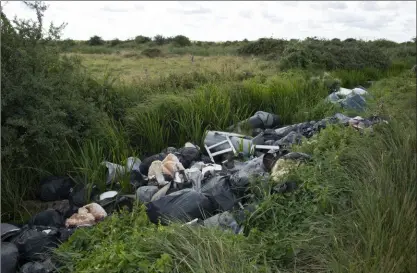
[2,1,416,42]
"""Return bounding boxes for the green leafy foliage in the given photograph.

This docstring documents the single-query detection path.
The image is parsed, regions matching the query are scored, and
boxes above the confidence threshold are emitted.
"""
[237,38,288,56]
[56,205,258,273]
[153,34,166,45]
[172,35,191,47]
[110,38,121,47]
[141,48,163,58]
[135,35,151,44]
[88,35,105,46]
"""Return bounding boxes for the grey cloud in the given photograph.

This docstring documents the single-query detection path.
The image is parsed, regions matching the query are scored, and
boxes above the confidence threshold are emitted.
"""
[239,10,252,19]
[262,11,283,23]
[403,18,416,30]
[325,11,366,25]
[323,11,391,31]
[282,2,299,7]
[358,1,380,11]
[134,4,144,11]
[216,16,228,20]
[321,1,348,10]
[168,6,211,15]
[307,19,322,29]
[185,23,198,29]
[100,6,129,13]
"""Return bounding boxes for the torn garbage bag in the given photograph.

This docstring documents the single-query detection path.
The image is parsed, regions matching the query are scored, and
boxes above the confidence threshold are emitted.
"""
[151,182,172,202]
[11,226,60,263]
[98,195,135,215]
[340,93,367,112]
[175,147,201,169]
[203,212,241,234]
[230,156,268,191]
[1,242,19,273]
[102,161,125,185]
[28,209,64,228]
[228,111,280,133]
[136,186,159,203]
[201,175,236,211]
[1,223,21,242]
[20,261,52,273]
[102,157,142,186]
[69,183,100,209]
[146,189,216,225]
[39,176,75,202]
[184,168,203,191]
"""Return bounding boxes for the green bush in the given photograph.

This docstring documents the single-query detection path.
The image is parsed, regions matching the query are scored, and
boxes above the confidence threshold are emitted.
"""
[172,35,191,47]
[153,34,166,45]
[88,35,105,46]
[280,39,391,71]
[237,38,288,56]
[135,35,151,44]
[0,3,118,220]
[109,38,121,47]
[141,48,162,58]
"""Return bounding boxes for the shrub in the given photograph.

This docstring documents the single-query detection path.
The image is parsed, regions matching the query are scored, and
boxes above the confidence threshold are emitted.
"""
[172,35,191,47]
[237,38,288,56]
[88,35,104,46]
[141,48,162,58]
[153,34,166,45]
[135,35,151,44]
[110,38,121,47]
[1,2,114,220]
[280,39,391,71]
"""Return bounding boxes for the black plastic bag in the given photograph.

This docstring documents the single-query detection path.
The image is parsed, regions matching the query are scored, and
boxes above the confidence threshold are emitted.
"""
[341,93,367,112]
[273,181,299,194]
[58,228,76,243]
[11,226,60,263]
[1,242,19,273]
[98,195,135,215]
[201,175,236,211]
[274,131,303,147]
[130,170,147,189]
[136,186,159,203]
[248,111,280,129]
[146,189,215,225]
[1,223,21,242]
[39,176,75,202]
[230,157,267,189]
[69,183,100,209]
[28,210,64,228]
[20,261,50,273]
[175,147,201,169]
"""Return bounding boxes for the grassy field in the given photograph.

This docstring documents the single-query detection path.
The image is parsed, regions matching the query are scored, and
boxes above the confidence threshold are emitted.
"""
[2,5,416,273]
[65,53,275,83]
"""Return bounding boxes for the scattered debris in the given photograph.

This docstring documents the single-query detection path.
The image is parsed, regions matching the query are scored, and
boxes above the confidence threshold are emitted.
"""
[2,91,389,272]
[326,86,369,112]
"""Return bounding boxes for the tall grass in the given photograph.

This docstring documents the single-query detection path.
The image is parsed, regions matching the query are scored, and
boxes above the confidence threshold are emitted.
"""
[244,71,417,272]
[125,71,329,155]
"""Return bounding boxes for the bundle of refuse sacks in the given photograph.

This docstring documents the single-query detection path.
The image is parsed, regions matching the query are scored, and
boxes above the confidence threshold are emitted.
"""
[2,89,387,273]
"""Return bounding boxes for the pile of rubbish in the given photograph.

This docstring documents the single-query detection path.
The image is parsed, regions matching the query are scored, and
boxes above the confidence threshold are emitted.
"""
[2,85,386,273]
[326,86,369,112]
